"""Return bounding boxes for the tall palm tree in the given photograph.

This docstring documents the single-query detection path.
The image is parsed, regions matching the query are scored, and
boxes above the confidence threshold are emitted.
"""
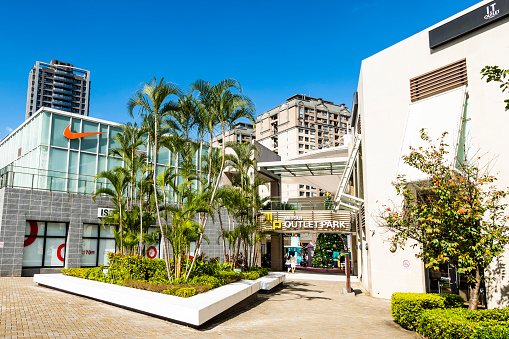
[92,167,130,254]
[127,77,181,278]
[186,79,256,279]
[109,123,147,209]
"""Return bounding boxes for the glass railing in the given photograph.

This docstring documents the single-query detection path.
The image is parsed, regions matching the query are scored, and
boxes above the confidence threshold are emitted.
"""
[262,196,333,211]
[53,99,72,106]
[54,69,74,77]
[53,81,73,89]
[53,93,74,101]
[0,165,101,195]
[52,105,73,112]
[54,76,74,84]
[53,87,74,95]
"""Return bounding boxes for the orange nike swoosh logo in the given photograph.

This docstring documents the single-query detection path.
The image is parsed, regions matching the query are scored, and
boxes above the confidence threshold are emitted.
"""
[63,125,106,139]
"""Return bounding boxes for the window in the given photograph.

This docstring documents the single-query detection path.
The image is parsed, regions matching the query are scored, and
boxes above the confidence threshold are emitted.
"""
[306,186,310,189]
[310,138,315,142]
[300,192,305,196]
[311,131,315,135]
[306,192,310,197]
[305,130,309,134]
[305,145,309,149]
[298,107,303,118]
[299,129,303,133]
[299,122,303,126]
[312,193,317,197]
[81,224,116,267]
[299,184,304,188]
[23,221,68,268]
[299,136,303,141]
[305,137,309,142]
[311,186,316,189]
[299,144,303,148]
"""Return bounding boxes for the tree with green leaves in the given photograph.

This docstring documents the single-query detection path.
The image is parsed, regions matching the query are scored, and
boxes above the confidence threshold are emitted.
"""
[481,65,509,111]
[312,233,345,269]
[379,129,509,310]
[128,77,181,279]
[93,167,130,254]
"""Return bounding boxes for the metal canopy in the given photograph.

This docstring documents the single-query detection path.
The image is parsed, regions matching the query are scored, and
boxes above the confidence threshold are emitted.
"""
[258,157,348,178]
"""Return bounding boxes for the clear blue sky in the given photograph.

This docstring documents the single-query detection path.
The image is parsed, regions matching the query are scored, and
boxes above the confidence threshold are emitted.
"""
[0,0,481,140]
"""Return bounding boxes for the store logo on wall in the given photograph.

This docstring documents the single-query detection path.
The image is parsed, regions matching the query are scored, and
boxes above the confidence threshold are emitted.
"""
[263,212,281,230]
[64,125,105,139]
[485,3,500,19]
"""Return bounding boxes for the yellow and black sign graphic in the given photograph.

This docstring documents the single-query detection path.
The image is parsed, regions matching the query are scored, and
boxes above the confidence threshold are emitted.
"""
[262,212,281,230]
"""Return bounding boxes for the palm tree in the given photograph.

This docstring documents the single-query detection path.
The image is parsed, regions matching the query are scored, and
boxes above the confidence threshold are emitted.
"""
[109,123,147,209]
[186,78,256,279]
[127,77,181,278]
[92,167,130,254]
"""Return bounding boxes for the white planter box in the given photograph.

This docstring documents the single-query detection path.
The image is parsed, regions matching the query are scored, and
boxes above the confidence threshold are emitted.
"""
[34,272,285,327]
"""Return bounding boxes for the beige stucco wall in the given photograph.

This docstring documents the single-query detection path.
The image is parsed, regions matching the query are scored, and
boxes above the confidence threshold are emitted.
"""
[357,0,509,305]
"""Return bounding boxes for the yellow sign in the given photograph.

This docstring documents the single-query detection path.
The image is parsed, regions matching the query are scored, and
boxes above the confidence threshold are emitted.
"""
[263,212,281,230]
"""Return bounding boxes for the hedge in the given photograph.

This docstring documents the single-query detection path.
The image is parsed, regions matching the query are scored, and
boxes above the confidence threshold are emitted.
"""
[61,255,270,298]
[391,292,464,330]
[417,308,509,339]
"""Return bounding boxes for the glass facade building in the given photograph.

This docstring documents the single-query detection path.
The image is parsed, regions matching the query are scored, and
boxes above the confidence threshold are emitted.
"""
[0,107,197,195]
[0,108,206,274]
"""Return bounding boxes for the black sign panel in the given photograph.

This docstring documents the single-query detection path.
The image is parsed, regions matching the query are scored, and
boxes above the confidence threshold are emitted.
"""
[429,0,509,49]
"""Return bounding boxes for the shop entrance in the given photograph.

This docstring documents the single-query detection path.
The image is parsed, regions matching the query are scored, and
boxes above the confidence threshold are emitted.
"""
[267,231,356,274]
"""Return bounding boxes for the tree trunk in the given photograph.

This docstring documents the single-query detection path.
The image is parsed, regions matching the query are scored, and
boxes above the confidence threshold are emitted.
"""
[468,267,482,310]
[153,130,172,281]
[217,207,227,263]
[139,192,143,256]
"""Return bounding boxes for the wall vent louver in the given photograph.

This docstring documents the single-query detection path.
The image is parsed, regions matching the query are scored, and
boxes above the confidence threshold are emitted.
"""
[410,59,467,102]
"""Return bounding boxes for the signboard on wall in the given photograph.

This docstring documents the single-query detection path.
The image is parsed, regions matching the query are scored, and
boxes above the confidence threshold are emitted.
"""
[98,208,115,218]
[260,211,351,233]
[402,260,411,274]
[429,0,509,49]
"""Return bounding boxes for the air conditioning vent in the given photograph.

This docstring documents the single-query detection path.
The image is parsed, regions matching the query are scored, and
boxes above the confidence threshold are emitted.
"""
[410,59,467,102]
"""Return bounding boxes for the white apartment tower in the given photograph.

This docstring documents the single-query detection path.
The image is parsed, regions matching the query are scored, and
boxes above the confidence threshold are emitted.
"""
[256,94,351,199]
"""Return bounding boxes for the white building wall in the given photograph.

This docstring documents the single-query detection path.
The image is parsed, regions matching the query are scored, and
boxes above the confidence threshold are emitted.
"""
[357,0,509,304]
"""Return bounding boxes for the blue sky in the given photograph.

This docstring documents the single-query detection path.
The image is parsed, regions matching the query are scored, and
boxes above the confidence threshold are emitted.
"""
[0,0,480,140]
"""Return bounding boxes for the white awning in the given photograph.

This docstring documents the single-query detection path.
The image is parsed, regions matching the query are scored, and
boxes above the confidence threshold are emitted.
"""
[397,86,467,182]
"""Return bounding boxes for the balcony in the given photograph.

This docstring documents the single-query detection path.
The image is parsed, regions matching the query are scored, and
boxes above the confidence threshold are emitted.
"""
[262,196,331,211]
[52,104,73,112]
[54,76,74,84]
[53,86,74,95]
[53,81,73,89]
[53,99,73,107]
[54,69,74,77]
[53,93,74,101]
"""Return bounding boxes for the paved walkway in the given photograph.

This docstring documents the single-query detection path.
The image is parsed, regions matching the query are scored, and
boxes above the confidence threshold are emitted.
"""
[0,275,420,339]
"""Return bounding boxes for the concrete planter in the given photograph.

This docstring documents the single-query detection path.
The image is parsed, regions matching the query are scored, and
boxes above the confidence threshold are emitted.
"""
[34,272,285,327]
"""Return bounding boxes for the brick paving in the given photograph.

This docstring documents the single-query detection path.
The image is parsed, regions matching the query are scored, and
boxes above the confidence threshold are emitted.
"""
[0,276,421,338]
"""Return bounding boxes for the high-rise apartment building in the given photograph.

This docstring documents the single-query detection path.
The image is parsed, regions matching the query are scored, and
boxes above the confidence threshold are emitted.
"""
[212,122,255,146]
[256,94,351,198]
[25,60,91,120]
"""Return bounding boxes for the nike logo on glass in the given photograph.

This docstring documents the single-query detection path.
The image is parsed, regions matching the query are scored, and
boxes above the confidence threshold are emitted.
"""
[63,125,106,139]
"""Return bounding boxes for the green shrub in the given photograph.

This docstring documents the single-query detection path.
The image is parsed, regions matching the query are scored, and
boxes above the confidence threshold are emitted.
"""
[190,275,222,288]
[241,267,270,280]
[242,271,262,280]
[391,292,464,330]
[164,286,197,298]
[62,266,104,280]
[417,308,509,339]
[107,253,168,283]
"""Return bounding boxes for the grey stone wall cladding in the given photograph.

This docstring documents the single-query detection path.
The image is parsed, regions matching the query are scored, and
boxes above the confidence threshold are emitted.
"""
[0,187,230,277]
[0,188,113,277]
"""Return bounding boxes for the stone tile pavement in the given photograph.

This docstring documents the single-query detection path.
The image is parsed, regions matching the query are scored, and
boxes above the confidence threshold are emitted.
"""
[0,275,421,338]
